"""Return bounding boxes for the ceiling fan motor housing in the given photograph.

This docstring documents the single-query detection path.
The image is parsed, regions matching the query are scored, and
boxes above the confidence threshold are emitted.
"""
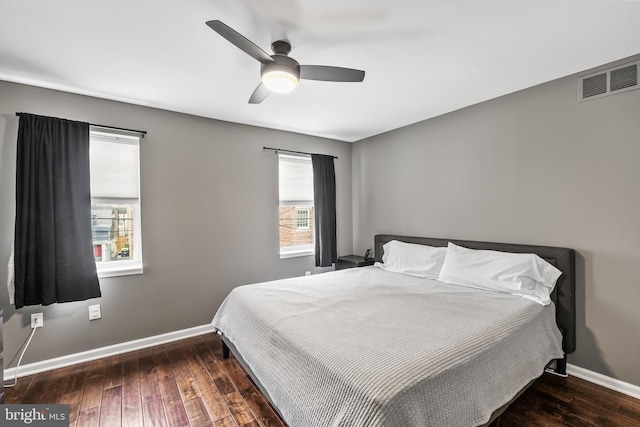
[271,40,292,55]
[260,55,300,81]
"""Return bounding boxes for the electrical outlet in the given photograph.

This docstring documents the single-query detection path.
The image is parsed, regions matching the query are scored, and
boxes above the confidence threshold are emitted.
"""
[31,312,43,328]
[89,304,101,321]
[305,271,311,276]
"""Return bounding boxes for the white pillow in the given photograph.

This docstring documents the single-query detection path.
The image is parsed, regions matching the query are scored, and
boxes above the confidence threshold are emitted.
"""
[375,240,447,279]
[437,242,562,305]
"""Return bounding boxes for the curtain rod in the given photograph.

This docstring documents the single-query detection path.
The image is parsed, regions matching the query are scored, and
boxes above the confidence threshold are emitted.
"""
[16,113,147,138]
[90,124,147,137]
[263,146,338,159]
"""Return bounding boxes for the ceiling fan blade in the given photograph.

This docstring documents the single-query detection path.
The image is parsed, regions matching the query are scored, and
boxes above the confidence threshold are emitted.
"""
[249,82,271,104]
[206,20,274,64]
[300,65,365,82]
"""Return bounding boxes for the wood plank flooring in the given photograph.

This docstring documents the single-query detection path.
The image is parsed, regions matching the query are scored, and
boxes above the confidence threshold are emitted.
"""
[4,333,639,426]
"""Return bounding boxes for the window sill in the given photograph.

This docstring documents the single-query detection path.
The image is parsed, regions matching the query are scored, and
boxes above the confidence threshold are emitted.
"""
[280,249,315,259]
[97,263,143,278]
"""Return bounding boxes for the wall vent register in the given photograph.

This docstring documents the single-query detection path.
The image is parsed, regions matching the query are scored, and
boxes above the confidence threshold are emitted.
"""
[578,60,639,102]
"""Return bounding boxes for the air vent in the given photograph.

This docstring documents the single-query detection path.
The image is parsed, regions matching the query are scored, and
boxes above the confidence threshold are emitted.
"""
[578,60,639,102]
[582,73,607,98]
[610,63,637,92]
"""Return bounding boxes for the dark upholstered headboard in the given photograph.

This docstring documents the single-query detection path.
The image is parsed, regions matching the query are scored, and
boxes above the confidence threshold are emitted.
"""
[374,235,576,354]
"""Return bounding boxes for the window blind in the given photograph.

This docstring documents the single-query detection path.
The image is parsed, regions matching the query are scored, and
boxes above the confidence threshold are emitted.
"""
[279,154,313,204]
[90,131,140,199]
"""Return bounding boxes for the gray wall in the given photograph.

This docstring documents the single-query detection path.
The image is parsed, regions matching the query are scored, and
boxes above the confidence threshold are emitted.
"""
[3,52,639,388]
[352,54,640,386]
[0,81,352,365]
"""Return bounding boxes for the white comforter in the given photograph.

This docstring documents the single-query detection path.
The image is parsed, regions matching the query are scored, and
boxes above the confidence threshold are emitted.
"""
[212,267,564,427]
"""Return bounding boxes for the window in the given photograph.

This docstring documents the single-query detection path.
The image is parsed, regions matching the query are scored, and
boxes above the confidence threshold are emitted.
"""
[279,154,314,258]
[90,129,142,277]
[297,208,310,229]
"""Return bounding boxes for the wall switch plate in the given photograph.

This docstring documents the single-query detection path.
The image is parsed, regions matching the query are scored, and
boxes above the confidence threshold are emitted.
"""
[89,304,101,320]
[31,312,43,328]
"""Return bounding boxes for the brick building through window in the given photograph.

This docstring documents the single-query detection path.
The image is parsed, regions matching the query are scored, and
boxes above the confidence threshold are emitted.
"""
[279,206,314,248]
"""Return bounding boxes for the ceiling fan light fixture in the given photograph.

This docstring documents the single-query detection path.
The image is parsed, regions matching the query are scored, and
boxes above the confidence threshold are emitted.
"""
[262,70,298,94]
[260,54,301,95]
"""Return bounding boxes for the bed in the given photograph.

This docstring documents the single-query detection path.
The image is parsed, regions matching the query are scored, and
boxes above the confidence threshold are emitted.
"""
[211,235,576,426]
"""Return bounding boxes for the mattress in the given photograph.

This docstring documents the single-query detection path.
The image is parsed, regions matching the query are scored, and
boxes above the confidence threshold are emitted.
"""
[212,266,564,427]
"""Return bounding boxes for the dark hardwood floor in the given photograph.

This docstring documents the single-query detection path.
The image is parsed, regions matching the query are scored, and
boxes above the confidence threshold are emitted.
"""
[4,333,639,426]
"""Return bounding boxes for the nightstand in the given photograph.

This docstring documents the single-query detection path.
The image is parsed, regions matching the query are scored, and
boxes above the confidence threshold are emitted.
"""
[336,255,375,270]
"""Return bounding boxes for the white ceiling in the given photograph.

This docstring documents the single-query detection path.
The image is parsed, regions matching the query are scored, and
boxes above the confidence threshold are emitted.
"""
[1,1,639,142]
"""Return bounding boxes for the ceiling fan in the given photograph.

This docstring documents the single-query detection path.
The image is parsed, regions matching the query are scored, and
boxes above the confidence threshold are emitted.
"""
[206,20,366,104]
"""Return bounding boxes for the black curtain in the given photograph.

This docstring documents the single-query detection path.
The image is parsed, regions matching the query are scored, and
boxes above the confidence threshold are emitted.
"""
[312,154,337,267]
[14,113,101,308]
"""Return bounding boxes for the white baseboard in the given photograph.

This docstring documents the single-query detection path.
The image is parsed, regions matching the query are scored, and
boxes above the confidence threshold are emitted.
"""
[4,326,639,403]
[567,363,640,400]
[4,323,215,381]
